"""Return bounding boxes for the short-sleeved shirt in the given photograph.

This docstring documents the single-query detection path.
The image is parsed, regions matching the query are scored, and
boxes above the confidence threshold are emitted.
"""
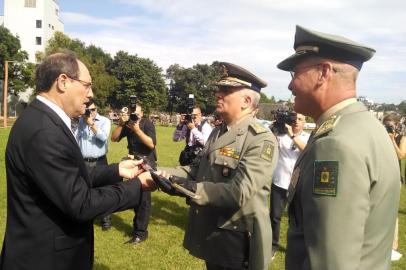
[118,118,157,167]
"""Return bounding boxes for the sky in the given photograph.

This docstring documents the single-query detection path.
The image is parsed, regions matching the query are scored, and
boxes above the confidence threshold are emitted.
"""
[2,0,405,104]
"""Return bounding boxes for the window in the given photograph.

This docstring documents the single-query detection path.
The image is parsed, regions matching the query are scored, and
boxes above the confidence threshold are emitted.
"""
[55,9,59,16]
[36,20,42,28]
[24,0,36,8]
[36,37,42,45]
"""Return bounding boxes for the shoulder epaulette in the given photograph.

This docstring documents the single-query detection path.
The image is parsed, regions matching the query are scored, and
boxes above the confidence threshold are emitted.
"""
[314,115,341,137]
[249,122,269,134]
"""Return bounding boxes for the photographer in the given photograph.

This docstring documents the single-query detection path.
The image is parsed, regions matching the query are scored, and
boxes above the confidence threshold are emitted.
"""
[383,113,405,261]
[76,99,112,230]
[111,102,157,244]
[173,106,213,165]
[269,112,309,258]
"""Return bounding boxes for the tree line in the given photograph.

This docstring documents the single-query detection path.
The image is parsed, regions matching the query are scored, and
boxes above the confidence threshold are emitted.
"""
[1,27,404,119]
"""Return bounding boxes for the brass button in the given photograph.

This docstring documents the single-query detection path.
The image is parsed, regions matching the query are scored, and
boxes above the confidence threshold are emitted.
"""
[233,225,237,230]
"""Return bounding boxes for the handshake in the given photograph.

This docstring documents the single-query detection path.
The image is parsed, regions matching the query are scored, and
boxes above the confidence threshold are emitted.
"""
[119,157,200,199]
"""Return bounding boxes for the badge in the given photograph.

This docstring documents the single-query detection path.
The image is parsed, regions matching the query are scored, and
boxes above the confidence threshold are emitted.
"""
[287,167,300,203]
[222,166,230,177]
[260,141,274,161]
[219,146,240,159]
[313,160,339,196]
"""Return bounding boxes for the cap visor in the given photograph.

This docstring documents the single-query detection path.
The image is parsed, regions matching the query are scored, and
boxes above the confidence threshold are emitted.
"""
[277,53,309,71]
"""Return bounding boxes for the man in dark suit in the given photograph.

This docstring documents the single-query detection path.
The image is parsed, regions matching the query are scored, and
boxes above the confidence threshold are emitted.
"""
[0,52,155,270]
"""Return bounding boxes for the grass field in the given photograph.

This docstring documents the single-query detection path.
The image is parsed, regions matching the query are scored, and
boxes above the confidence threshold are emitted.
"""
[0,125,405,269]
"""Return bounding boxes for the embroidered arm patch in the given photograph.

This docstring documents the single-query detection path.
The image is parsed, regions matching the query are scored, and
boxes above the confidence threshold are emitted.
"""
[313,160,339,196]
[260,141,274,161]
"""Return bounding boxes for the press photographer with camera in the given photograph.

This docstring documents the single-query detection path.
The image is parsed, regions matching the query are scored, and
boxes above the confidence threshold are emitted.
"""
[76,99,112,230]
[269,110,309,259]
[111,97,157,244]
[383,113,405,261]
[173,96,213,165]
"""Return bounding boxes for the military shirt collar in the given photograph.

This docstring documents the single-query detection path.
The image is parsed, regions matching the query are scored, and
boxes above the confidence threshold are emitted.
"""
[316,98,357,126]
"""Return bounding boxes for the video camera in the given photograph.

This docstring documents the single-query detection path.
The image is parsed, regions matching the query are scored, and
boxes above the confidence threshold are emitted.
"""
[184,94,195,123]
[121,95,139,123]
[84,108,91,117]
[271,108,297,134]
[385,125,395,134]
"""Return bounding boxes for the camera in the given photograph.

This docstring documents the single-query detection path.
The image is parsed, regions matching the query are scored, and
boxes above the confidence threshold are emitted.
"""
[385,125,395,134]
[271,108,297,134]
[184,94,195,123]
[84,108,91,117]
[121,95,139,123]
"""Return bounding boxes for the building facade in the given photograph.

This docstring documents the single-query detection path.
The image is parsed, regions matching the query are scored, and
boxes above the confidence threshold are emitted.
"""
[1,0,64,63]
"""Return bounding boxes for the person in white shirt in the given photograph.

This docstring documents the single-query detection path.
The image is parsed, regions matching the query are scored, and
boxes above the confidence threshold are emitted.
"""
[270,113,310,258]
[173,106,213,165]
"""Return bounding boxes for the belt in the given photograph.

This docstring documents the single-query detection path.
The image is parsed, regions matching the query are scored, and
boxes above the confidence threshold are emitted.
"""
[83,155,106,162]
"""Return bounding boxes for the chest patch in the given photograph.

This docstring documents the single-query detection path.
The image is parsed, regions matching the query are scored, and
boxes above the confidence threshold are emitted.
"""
[313,160,339,196]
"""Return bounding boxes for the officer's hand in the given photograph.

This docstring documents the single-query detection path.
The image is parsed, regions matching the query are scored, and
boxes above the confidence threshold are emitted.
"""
[119,159,144,179]
[137,171,157,191]
[170,175,197,193]
[285,124,294,137]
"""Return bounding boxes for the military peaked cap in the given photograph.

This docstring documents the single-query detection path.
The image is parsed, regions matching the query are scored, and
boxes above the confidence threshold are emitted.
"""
[277,25,376,71]
[215,62,267,92]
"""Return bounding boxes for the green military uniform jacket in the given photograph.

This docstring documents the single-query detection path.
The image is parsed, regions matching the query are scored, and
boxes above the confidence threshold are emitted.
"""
[162,115,278,270]
[286,100,401,270]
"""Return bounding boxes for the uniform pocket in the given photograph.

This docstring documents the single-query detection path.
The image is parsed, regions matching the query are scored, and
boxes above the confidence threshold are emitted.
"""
[214,156,239,169]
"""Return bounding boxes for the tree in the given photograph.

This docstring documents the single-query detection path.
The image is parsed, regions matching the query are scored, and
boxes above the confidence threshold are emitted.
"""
[0,26,35,96]
[42,32,118,109]
[259,92,275,103]
[108,51,166,113]
[166,62,220,114]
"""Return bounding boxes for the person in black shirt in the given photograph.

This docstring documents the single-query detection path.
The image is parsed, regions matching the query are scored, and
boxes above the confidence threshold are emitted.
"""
[111,103,157,244]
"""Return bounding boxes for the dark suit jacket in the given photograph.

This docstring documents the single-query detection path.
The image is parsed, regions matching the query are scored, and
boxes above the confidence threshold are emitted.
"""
[0,99,142,270]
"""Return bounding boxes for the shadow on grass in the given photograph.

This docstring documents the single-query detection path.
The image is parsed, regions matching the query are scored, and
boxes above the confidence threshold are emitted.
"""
[93,196,188,235]
[94,214,133,237]
[93,262,110,270]
[150,196,189,229]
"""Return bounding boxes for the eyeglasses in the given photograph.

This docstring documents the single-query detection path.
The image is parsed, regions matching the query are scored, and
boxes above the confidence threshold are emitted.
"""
[67,76,93,89]
[290,63,321,79]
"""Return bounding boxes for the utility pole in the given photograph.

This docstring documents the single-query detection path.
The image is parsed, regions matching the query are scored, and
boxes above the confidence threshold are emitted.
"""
[3,61,9,128]
[2,60,17,128]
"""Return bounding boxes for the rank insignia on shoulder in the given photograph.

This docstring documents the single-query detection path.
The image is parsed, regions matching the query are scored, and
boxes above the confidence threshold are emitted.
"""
[250,123,269,134]
[313,160,339,196]
[219,146,240,159]
[260,141,274,161]
[314,115,341,137]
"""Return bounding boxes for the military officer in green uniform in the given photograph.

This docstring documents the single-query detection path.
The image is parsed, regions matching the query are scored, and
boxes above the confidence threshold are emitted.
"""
[159,62,278,270]
[277,25,401,270]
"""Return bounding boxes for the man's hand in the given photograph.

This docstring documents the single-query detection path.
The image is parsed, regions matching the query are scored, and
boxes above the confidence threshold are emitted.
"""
[137,171,157,191]
[119,159,144,179]
[187,122,196,130]
[285,124,294,137]
[118,113,129,126]
[126,120,141,133]
[85,116,94,127]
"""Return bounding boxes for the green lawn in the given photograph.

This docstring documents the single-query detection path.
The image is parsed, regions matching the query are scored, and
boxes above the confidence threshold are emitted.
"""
[0,126,405,269]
